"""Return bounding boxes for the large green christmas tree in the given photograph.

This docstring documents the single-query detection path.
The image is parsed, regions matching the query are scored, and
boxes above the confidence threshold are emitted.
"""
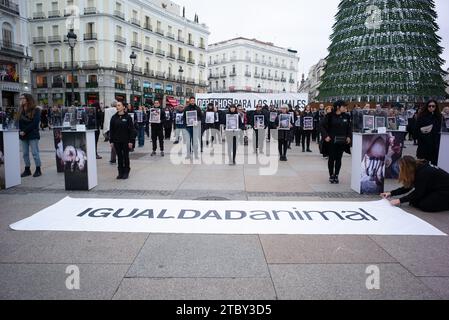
[318,0,447,103]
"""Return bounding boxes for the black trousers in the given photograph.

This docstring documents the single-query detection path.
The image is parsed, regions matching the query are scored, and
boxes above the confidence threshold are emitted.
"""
[302,131,311,150]
[226,134,238,163]
[95,130,100,154]
[295,128,301,146]
[164,126,172,139]
[413,191,449,213]
[328,143,345,176]
[151,126,164,151]
[114,142,130,172]
[278,139,289,157]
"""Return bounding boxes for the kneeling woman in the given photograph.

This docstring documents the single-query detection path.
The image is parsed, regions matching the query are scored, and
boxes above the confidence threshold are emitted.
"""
[109,102,137,180]
[382,156,449,212]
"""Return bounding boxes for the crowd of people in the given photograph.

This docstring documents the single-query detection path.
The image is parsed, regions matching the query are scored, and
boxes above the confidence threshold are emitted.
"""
[4,94,448,212]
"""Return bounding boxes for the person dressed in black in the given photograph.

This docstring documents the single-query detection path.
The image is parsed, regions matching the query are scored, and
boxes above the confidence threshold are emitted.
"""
[276,104,293,161]
[134,105,147,148]
[91,102,103,159]
[150,100,166,157]
[225,104,244,165]
[321,100,352,184]
[382,156,449,213]
[183,97,203,160]
[163,106,173,140]
[109,101,136,180]
[294,110,302,147]
[416,100,442,166]
[301,105,314,153]
[249,104,269,154]
[203,103,218,149]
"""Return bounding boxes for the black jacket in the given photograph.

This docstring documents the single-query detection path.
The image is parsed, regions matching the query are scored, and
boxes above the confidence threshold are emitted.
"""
[391,162,449,205]
[19,108,41,141]
[150,107,166,129]
[416,112,442,164]
[110,112,136,144]
[275,113,293,140]
[320,112,352,140]
[248,110,269,129]
[183,104,203,127]
[225,110,245,131]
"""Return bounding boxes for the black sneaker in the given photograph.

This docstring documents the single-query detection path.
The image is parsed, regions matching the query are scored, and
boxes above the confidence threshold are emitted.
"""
[161,151,165,157]
[334,176,340,184]
[151,151,156,157]
[329,175,335,184]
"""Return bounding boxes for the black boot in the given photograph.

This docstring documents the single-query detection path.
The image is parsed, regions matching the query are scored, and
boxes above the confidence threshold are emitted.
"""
[21,167,32,178]
[33,167,42,177]
[334,175,339,184]
[122,168,130,180]
[116,168,124,180]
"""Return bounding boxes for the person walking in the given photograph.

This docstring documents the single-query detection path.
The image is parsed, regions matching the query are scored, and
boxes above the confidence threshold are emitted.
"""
[321,101,352,184]
[109,101,136,180]
[416,100,442,166]
[150,100,166,157]
[18,93,42,178]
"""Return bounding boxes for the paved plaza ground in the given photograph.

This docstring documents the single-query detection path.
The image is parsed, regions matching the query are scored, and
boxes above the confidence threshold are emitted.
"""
[1,130,449,300]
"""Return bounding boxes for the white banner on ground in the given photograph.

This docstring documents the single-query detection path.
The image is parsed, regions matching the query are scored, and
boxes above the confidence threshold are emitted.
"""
[196,93,308,110]
[10,197,446,236]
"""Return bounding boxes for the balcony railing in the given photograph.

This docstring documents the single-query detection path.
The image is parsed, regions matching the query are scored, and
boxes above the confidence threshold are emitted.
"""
[48,35,61,43]
[289,78,295,84]
[254,73,261,78]
[245,72,252,77]
[229,72,237,77]
[144,45,154,53]
[0,41,24,55]
[177,36,184,43]
[83,60,100,69]
[48,62,62,69]
[166,32,175,40]
[186,77,195,84]
[167,53,176,60]
[156,28,164,36]
[144,69,154,77]
[115,83,125,90]
[52,82,64,88]
[155,71,166,79]
[86,82,98,88]
[187,40,195,46]
[255,59,261,64]
[115,35,126,45]
[274,77,280,82]
[144,23,153,31]
[33,37,46,44]
[261,75,267,79]
[130,18,141,27]
[268,75,273,80]
[178,76,185,82]
[208,74,219,79]
[114,10,125,20]
[199,80,207,86]
[64,61,79,69]
[199,44,206,50]
[0,0,19,15]
[281,78,287,83]
[116,62,128,72]
[275,63,280,68]
[281,64,287,69]
[177,55,186,62]
[36,83,48,89]
[48,10,60,18]
[220,72,227,78]
[155,49,165,57]
[131,41,142,50]
[167,74,176,81]
[198,61,206,68]
[187,58,195,65]
[33,12,45,19]
[84,7,97,15]
[66,82,79,89]
[131,66,142,74]
[84,33,97,41]
[64,9,76,16]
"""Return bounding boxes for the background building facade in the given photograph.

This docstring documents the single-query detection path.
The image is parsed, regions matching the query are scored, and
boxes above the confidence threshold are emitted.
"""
[28,0,209,107]
[0,0,32,110]
[298,58,326,102]
[208,38,299,93]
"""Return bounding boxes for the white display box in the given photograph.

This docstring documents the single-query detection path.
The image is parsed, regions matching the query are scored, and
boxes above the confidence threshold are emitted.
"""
[0,130,21,189]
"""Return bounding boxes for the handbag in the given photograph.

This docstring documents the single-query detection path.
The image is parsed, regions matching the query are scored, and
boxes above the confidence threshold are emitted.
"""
[420,125,433,134]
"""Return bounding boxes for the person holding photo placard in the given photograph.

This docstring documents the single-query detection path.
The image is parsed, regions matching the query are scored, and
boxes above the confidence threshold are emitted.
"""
[183,97,203,160]
[321,101,352,184]
[249,104,268,154]
[134,106,147,148]
[225,104,244,165]
[174,104,185,144]
[301,105,314,153]
[203,103,217,150]
[275,105,293,161]
[150,101,166,157]
[294,110,302,147]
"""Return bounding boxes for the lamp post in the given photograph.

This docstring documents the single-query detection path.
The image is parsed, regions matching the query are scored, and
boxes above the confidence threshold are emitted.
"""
[130,51,137,107]
[67,29,77,106]
[179,66,184,97]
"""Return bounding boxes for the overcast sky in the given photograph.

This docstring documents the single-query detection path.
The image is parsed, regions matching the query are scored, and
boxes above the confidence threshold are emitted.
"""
[175,0,449,76]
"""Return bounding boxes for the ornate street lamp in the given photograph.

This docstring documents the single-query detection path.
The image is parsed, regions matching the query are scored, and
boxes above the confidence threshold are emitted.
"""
[130,51,137,106]
[67,29,77,106]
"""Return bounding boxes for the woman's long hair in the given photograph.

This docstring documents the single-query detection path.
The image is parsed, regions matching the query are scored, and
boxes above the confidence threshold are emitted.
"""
[18,93,37,119]
[398,156,426,188]
[417,99,441,119]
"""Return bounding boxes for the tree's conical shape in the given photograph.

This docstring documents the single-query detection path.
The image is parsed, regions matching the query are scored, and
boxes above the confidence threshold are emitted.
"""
[318,0,447,103]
